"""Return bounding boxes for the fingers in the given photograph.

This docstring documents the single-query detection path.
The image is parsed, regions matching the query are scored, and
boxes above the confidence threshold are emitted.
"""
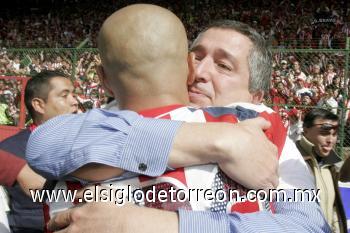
[245,117,271,130]
[48,209,73,232]
[271,170,279,189]
[270,145,279,188]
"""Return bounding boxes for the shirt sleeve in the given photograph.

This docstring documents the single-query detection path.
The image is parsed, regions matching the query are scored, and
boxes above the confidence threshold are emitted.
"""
[26,109,182,180]
[178,190,331,233]
[0,150,26,187]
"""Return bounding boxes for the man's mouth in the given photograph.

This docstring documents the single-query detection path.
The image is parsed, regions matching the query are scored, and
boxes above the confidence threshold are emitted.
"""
[321,145,333,152]
[72,108,79,114]
[188,87,208,98]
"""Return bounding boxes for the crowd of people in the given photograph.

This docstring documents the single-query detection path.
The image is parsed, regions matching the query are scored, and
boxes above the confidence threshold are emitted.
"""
[0,79,21,125]
[2,50,350,131]
[0,50,107,125]
[268,52,349,130]
[1,0,349,48]
[0,0,350,128]
[0,3,350,233]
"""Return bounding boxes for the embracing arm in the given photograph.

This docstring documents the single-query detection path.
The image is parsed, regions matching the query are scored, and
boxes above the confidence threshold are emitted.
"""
[73,117,278,191]
[26,109,277,190]
[48,190,330,233]
[0,150,45,196]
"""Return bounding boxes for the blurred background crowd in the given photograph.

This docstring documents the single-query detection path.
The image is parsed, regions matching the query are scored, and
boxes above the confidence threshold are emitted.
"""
[0,0,350,129]
[0,0,349,48]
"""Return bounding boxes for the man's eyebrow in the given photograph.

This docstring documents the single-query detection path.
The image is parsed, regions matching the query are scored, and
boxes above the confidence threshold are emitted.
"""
[58,89,71,95]
[190,45,237,64]
[215,48,237,65]
[190,44,205,52]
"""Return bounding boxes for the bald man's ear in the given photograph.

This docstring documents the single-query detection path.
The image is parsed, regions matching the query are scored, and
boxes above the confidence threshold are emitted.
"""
[187,52,196,85]
[97,65,113,97]
[252,91,265,104]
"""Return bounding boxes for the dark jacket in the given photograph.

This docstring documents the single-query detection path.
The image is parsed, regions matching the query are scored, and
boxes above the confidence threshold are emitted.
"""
[0,129,44,232]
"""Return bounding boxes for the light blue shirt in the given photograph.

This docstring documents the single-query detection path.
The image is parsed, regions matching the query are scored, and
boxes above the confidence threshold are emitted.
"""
[179,190,331,233]
[26,109,181,180]
[26,108,331,233]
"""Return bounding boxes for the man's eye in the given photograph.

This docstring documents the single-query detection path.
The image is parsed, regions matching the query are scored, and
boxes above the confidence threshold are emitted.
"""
[319,130,331,136]
[195,55,202,61]
[218,63,232,71]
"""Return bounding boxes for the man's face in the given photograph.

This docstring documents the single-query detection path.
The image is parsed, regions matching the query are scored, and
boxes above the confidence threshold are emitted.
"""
[276,82,284,92]
[333,77,340,85]
[296,79,304,87]
[301,95,311,105]
[304,118,338,157]
[42,77,78,121]
[189,28,253,107]
[313,65,320,74]
[274,76,281,83]
[293,62,300,71]
[327,64,334,71]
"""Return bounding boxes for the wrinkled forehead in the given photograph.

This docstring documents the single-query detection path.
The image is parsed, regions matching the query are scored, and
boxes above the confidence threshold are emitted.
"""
[191,28,254,69]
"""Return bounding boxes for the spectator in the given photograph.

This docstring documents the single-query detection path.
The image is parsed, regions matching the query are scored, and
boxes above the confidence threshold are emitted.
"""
[0,70,79,233]
[318,87,338,115]
[296,109,348,232]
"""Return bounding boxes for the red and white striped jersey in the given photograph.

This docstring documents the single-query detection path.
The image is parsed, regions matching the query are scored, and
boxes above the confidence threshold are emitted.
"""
[43,103,287,232]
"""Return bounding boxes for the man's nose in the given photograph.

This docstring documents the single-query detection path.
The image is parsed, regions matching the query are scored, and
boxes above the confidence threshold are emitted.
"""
[326,134,337,145]
[70,94,79,106]
[194,58,212,83]
[330,133,337,145]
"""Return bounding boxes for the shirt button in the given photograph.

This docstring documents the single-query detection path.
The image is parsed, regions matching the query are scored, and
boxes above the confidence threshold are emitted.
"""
[138,163,147,172]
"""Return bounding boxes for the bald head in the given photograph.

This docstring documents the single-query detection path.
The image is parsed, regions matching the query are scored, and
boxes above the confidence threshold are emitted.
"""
[100,5,187,83]
[98,4,190,110]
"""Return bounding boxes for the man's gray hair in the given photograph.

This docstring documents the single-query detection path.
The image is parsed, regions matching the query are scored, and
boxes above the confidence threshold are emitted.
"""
[192,20,272,94]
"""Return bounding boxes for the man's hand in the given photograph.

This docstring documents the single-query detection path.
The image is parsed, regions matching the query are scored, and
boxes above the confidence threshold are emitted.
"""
[48,201,178,233]
[169,117,278,191]
[216,118,279,191]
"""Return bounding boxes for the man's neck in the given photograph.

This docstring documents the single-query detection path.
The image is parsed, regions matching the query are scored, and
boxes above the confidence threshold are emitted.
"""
[34,118,44,126]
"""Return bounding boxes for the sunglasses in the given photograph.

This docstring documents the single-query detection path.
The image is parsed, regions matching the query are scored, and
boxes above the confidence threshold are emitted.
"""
[312,123,339,131]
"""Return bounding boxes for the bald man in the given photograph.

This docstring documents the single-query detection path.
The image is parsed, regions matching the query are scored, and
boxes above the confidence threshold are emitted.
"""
[41,4,329,233]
